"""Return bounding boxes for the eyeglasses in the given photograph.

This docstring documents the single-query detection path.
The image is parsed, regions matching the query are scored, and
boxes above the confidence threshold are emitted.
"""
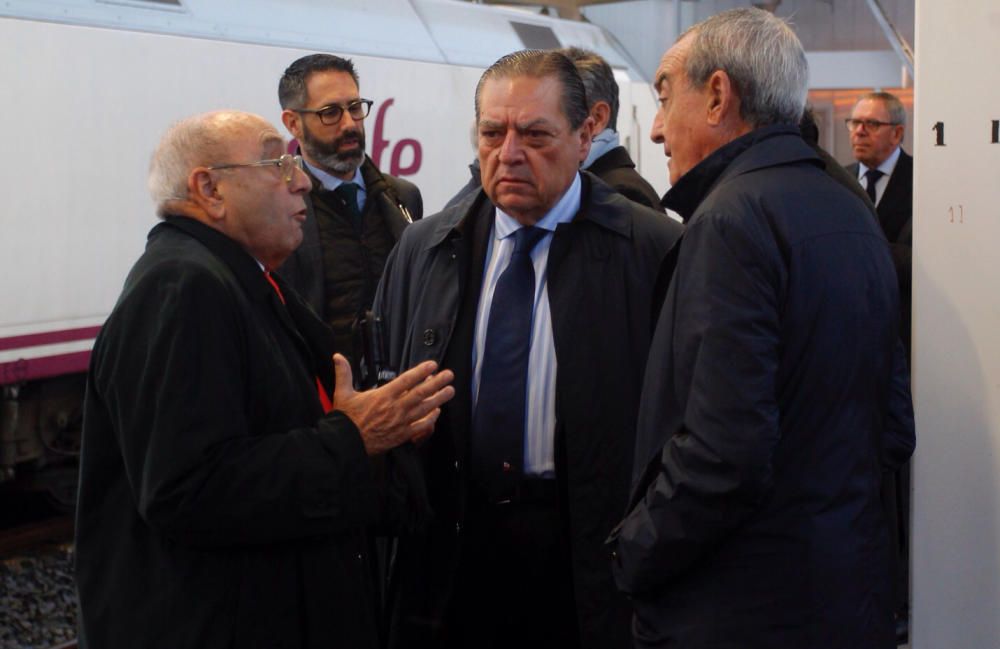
[295,99,374,126]
[207,154,304,184]
[845,118,899,132]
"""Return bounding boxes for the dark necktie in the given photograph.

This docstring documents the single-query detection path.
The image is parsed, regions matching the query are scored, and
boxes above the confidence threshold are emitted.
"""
[334,182,363,232]
[470,226,548,496]
[864,168,884,205]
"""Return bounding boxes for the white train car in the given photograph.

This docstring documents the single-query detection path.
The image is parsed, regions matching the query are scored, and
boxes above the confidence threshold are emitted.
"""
[0,0,664,496]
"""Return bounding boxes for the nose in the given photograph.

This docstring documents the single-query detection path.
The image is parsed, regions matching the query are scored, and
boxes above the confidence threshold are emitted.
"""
[289,165,311,194]
[340,110,358,130]
[650,110,664,144]
[498,130,524,164]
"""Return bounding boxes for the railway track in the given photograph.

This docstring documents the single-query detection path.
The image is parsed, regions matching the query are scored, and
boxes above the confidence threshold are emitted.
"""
[0,515,74,559]
[1,509,77,649]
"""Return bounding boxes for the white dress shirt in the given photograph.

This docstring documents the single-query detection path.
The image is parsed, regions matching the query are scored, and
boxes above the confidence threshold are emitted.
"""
[304,160,367,212]
[857,145,901,207]
[471,172,582,476]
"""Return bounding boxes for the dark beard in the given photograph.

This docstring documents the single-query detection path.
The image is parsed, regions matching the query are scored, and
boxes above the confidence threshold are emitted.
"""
[300,124,366,176]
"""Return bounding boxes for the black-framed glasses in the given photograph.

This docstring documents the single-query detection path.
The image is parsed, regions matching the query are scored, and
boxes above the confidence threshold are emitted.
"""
[207,154,304,184]
[295,99,374,126]
[845,118,899,132]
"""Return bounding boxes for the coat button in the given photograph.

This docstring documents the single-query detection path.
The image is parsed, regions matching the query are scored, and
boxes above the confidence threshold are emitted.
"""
[422,329,437,346]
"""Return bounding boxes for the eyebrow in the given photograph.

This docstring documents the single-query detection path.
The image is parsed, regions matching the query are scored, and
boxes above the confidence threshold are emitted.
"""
[654,72,669,94]
[479,117,557,133]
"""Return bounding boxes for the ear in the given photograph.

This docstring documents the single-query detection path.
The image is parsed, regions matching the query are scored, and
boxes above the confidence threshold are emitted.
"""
[577,115,595,163]
[891,124,905,146]
[187,168,226,221]
[590,101,612,134]
[705,69,738,127]
[281,109,303,140]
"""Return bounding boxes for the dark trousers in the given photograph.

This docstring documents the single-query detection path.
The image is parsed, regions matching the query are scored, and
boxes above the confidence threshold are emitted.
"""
[445,481,580,649]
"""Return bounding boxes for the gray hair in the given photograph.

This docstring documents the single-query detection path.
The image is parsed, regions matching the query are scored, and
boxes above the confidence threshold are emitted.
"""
[148,111,279,215]
[475,49,589,131]
[682,8,808,128]
[561,47,620,132]
[855,91,906,126]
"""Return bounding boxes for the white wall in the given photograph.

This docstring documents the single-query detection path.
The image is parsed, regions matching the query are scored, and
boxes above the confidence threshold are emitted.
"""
[911,1,1000,646]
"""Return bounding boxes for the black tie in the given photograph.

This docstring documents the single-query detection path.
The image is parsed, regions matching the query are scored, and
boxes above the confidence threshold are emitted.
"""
[864,168,884,205]
[470,226,548,497]
[334,182,363,232]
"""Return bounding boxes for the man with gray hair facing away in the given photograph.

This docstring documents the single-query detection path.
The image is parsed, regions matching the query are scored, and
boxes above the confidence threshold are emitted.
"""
[562,47,663,211]
[609,9,914,648]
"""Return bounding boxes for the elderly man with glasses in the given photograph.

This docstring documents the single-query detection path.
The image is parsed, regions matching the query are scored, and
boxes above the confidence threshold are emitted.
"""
[74,110,453,649]
[846,90,914,642]
[277,54,423,378]
[846,91,912,355]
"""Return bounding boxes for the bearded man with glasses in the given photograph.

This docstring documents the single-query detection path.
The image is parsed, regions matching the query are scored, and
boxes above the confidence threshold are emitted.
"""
[74,110,454,649]
[278,54,423,376]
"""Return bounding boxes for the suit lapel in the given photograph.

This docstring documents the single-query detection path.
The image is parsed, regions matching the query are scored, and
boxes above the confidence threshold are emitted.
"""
[441,198,494,462]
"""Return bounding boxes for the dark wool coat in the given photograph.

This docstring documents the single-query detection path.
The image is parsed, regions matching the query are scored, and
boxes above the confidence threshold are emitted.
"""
[586,145,664,212]
[76,217,384,649]
[279,154,422,357]
[847,149,913,353]
[374,172,682,649]
[611,126,915,649]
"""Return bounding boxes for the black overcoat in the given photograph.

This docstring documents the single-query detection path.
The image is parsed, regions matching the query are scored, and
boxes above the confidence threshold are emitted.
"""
[374,173,682,649]
[611,126,915,648]
[76,217,384,649]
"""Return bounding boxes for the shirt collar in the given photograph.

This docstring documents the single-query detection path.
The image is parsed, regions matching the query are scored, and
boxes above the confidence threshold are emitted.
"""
[494,172,581,239]
[304,159,366,192]
[582,128,621,169]
[858,145,901,179]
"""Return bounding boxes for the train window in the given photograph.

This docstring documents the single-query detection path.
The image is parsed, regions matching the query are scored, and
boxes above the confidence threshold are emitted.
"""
[510,22,561,50]
[97,0,184,9]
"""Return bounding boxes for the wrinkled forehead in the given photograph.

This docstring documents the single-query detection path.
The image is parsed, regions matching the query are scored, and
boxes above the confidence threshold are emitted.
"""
[225,121,285,160]
[852,98,890,119]
[478,74,565,124]
[654,34,695,93]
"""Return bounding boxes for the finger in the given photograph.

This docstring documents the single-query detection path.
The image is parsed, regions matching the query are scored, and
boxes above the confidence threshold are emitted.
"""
[402,385,455,423]
[409,407,441,444]
[380,360,439,396]
[332,354,355,398]
[400,369,455,405]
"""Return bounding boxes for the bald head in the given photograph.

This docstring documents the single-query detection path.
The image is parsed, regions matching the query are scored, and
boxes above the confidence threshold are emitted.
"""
[148,110,283,216]
[145,110,310,270]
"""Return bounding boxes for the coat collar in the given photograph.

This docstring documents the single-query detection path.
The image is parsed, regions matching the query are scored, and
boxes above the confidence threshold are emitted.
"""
[662,124,821,221]
[156,215,274,304]
[422,170,632,251]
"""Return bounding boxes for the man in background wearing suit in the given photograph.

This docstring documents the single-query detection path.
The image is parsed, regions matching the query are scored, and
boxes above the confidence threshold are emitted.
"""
[846,91,912,353]
[846,89,913,641]
[562,47,664,211]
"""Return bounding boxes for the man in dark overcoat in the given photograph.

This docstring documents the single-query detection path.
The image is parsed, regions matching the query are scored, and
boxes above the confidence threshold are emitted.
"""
[75,110,453,649]
[375,50,681,649]
[609,9,915,649]
[562,47,664,212]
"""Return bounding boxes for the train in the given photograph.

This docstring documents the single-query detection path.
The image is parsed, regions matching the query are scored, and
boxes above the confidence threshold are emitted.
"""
[0,0,665,505]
